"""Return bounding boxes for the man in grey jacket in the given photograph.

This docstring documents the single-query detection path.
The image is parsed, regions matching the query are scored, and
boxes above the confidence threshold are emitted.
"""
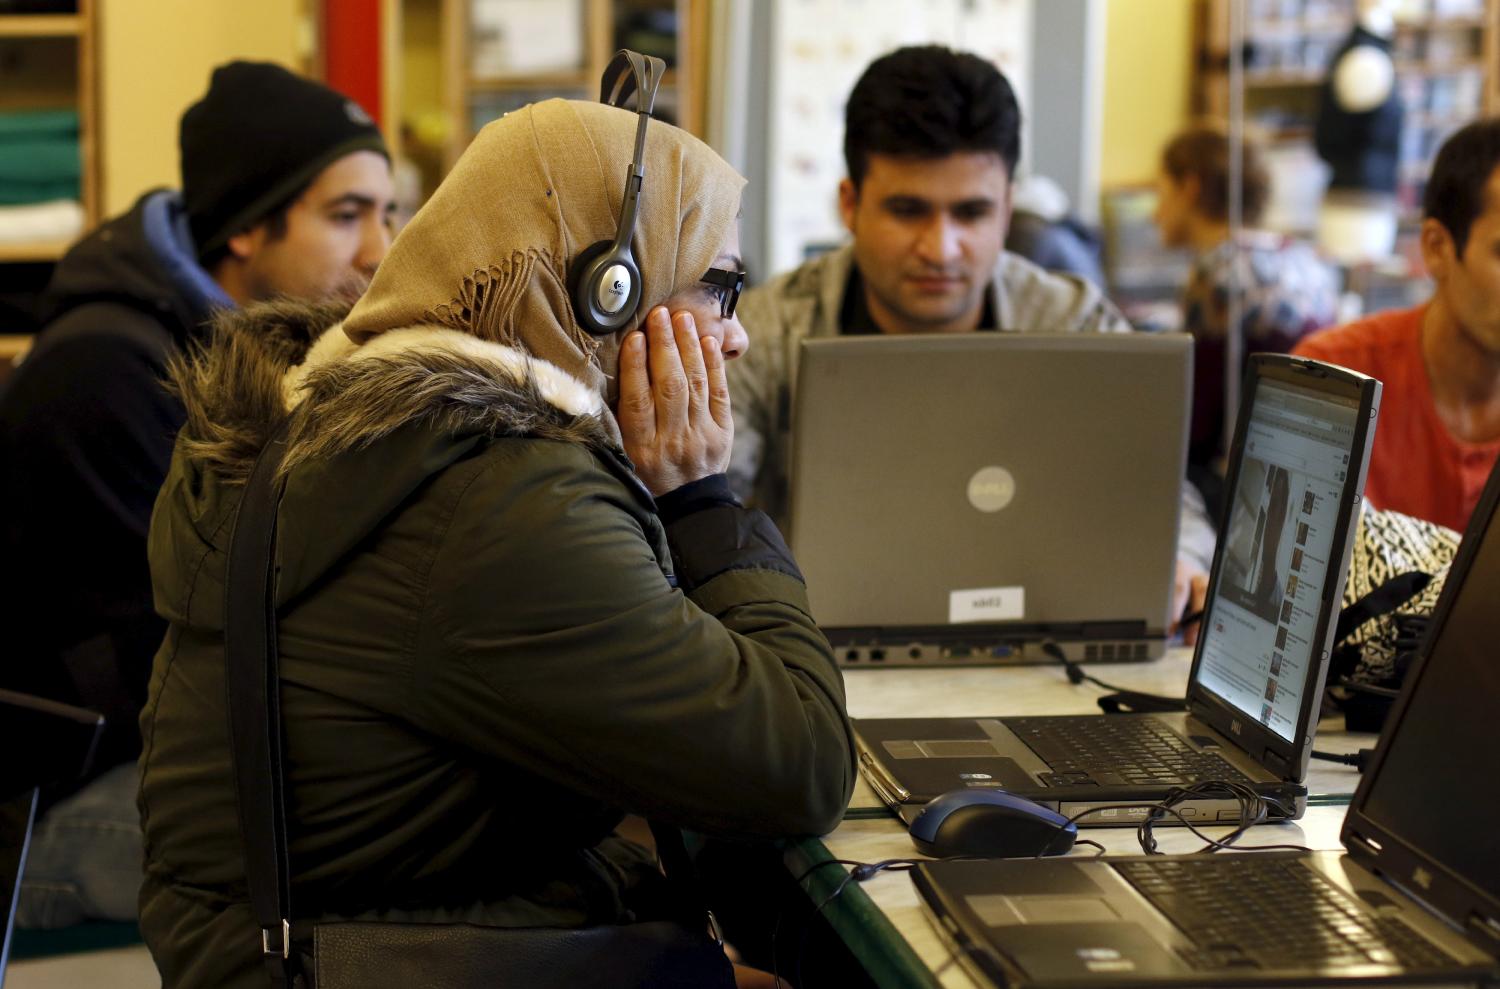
[728,45,1214,630]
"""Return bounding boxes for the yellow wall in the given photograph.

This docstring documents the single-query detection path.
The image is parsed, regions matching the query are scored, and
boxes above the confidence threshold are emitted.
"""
[1100,0,1195,189]
[100,1,306,215]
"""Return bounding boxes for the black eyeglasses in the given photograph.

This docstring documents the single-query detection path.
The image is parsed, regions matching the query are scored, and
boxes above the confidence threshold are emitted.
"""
[701,267,745,319]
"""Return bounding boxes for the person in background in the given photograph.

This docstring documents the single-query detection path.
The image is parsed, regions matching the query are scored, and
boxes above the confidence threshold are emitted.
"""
[728,45,1215,631]
[0,60,394,929]
[137,96,851,989]
[1004,172,1107,287]
[1154,124,1339,513]
[1294,118,1500,532]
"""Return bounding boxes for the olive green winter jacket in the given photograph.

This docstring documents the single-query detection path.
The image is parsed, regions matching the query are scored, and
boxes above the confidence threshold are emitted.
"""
[137,301,855,988]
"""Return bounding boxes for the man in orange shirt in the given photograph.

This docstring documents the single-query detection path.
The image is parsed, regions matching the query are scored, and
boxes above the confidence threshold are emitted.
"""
[1295,119,1500,532]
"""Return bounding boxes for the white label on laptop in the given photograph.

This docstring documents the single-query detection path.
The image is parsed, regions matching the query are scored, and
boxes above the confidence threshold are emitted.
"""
[949,586,1024,623]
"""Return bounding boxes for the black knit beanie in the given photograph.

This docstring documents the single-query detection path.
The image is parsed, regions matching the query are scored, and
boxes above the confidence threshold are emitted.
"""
[181,61,388,260]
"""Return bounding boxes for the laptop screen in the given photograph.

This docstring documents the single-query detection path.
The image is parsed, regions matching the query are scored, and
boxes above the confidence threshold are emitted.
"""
[1193,375,1361,742]
[1356,472,1500,903]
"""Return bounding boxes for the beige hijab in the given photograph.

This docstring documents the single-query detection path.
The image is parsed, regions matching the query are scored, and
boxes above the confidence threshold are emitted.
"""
[343,98,745,420]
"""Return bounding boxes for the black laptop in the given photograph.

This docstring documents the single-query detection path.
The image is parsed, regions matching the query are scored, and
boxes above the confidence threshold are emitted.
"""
[855,355,1380,825]
[911,449,1500,988]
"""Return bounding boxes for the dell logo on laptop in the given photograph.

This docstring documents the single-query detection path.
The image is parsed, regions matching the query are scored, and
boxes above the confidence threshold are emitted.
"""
[1230,720,1243,736]
[967,466,1016,513]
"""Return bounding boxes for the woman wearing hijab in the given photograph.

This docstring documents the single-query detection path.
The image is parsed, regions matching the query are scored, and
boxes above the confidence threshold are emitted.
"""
[136,98,855,987]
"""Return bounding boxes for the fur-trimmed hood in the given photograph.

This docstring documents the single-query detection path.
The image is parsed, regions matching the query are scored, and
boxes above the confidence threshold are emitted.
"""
[171,299,611,484]
[154,299,619,631]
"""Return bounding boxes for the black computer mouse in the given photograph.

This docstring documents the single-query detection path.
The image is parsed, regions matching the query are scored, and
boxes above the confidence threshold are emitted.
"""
[909,788,1077,858]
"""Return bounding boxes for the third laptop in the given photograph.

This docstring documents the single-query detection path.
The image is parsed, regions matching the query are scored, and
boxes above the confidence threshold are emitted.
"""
[855,354,1381,825]
[911,435,1500,988]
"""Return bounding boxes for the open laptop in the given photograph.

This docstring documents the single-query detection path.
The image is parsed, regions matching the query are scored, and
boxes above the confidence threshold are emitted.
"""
[791,333,1191,667]
[910,448,1500,989]
[855,355,1380,825]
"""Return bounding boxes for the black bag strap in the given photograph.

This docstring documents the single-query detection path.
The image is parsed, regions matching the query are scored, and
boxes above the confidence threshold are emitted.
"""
[1096,689,1188,715]
[225,432,720,989]
[224,429,298,987]
[1332,570,1431,646]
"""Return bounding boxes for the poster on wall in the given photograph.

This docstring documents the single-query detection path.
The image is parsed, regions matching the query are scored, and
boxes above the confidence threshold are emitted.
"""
[765,0,1033,275]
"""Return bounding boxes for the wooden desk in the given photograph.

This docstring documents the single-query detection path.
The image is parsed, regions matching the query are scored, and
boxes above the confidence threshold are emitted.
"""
[841,647,1371,816]
[783,649,1370,987]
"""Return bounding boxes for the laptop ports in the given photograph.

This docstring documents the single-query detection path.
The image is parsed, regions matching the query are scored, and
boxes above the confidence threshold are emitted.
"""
[868,648,886,662]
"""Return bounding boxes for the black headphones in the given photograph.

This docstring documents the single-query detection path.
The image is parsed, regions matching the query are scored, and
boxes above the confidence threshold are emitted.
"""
[569,49,667,337]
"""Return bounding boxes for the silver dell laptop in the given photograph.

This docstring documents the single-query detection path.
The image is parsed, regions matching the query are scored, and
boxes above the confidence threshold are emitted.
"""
[911,446,1500,989]
[856,355,1380,825]
[790,333,1192,667]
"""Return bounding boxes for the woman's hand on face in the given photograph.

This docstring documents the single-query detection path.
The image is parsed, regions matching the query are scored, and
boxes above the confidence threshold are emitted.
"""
[617,306,734,497]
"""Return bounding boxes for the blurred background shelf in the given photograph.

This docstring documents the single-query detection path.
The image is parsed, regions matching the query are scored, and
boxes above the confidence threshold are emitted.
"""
[1195,0,1497,232]
[409,0,705,183]
[0,12,83,36]
[0,239,71,262]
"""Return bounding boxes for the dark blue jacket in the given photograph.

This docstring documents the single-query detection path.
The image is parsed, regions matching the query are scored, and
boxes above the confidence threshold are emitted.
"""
[0,190,231,783]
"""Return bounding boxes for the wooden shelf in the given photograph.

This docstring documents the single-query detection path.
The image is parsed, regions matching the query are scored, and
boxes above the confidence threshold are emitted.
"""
[0,239,70,262]
[468,69,591,92]
[1245,68,1326,86]
[468,66,677,94]
[440,0,702,171]
[1396,57,1486,73]
[0,0,95,266]
[1397,15,1488,31]
[0,13,83,38]
[1407,107,1476,126]
[1248,18,1349,39]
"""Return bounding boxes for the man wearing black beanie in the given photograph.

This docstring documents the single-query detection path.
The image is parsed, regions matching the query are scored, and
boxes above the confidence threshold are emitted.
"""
[0,60,394,931]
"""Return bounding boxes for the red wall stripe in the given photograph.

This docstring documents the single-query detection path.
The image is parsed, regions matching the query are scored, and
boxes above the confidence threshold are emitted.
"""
[322,0,384,127]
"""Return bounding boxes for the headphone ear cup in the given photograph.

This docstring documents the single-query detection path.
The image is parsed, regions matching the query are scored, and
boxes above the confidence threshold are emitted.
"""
[569,240,642,337]
[568,240,615,336]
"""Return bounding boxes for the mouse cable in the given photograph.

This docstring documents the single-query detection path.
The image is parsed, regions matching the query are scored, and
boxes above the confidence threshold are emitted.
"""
[772,858,862,989]
[1052,781,1310,856]
[1039,638,1135,693]
[1311,748,1375,772]
[776,857,927,989]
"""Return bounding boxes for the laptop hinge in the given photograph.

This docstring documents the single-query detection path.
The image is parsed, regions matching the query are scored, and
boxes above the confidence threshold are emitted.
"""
[858,750,910,806]
[1262,747,1290,776]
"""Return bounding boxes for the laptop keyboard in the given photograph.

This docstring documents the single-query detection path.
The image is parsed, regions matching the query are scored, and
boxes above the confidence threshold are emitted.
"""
[1007,716,1254,788]
[1116,857,1459,971]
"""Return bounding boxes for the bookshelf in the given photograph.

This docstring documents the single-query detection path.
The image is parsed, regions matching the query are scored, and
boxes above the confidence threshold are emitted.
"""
[435,0,706,171]
[0,0,99,263]
[1194,0,1497,227]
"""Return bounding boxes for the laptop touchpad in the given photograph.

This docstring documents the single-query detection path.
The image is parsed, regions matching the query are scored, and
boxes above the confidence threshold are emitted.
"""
[990,923,1184,981]
[970,895,1120,926]
[915,739,1004,757]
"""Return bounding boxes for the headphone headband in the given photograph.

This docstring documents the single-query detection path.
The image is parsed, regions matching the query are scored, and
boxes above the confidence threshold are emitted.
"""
[601,50,665,252]
[569,50,667,337]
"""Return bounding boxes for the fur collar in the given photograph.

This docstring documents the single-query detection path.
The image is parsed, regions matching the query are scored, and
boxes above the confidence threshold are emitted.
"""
[171,299,609,484]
